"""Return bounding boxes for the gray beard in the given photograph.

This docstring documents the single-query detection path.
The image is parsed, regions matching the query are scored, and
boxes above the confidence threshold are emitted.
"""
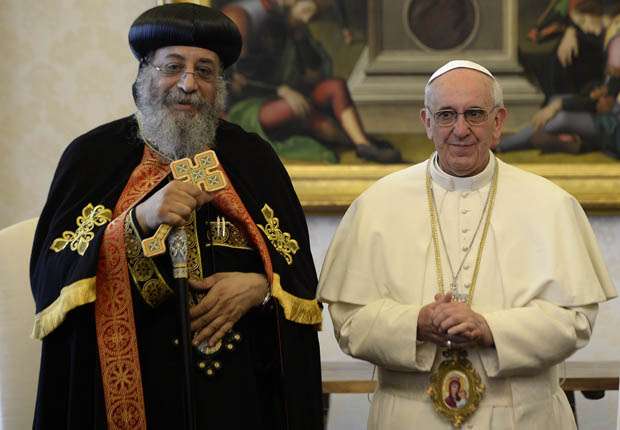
[134,71,227,160]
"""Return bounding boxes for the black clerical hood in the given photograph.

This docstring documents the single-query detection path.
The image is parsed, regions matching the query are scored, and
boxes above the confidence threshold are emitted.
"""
[128,3,242,69]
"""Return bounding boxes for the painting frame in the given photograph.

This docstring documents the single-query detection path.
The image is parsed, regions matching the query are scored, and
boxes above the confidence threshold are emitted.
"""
[287,162,620,213]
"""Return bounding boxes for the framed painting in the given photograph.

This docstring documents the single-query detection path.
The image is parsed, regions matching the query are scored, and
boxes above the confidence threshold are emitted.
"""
[161,0,620,212]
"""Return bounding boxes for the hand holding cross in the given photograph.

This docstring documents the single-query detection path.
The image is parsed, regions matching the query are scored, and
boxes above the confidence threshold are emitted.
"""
[136,150,228,257]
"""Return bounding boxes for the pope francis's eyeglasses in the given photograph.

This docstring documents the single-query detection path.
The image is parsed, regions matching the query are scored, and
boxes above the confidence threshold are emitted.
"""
[426,106,498,127]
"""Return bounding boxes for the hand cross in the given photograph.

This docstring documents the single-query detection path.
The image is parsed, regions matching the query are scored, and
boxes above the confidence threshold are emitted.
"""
[141,150,227,257]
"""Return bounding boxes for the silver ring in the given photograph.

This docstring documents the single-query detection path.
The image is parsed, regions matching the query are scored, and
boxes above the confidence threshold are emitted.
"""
[446,339,452,349]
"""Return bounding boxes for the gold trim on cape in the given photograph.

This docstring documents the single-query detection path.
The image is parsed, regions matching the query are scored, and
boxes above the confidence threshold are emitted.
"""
[50,203,112,256]
[125,213,174,307]
[206,218,253,250]
[271,273,322,326]
[31,277,97,340]
[257,204,300,265]
[186,212,203,279]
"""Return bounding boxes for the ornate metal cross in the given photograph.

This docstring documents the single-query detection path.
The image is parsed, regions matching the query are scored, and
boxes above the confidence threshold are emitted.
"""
[169,151,226,192]
[141,150,227,257]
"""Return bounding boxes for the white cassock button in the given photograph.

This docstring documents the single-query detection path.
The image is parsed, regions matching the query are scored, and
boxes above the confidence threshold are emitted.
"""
[464,282,471,289]
[462,192,469,198]
[463,264,470,270]
[462,228,469,233]
[461,209,469,214]
[462,245,469,251]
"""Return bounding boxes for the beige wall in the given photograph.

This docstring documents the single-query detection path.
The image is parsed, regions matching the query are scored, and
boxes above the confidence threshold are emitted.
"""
[0,0,154,228]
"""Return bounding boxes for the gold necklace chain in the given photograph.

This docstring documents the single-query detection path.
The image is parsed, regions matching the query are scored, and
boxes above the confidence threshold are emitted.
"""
[144,140,173,163]
[431,163,493,295]
[425,158,499,305]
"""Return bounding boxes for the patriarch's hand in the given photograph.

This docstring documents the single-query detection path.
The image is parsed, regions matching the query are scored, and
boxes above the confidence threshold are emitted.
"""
[189,272,269,347]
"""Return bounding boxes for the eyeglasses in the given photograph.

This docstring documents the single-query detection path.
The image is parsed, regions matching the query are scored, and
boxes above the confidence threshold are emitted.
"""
[426,106,498,127]
[147,61,219,83]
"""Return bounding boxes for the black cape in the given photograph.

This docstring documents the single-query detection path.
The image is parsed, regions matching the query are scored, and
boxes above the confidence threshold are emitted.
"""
[30,115,323,429]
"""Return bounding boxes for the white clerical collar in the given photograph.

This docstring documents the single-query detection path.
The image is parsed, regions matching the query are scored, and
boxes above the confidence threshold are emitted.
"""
[430,151,495,191]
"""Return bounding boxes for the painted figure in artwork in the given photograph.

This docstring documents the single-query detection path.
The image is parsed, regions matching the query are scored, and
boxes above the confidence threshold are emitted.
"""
[501,6,620,157]
[521,0,609,103]
[221,0,402,163]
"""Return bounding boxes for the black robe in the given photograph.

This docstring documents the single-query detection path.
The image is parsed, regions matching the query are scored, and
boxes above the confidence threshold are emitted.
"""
[30,115,324,429]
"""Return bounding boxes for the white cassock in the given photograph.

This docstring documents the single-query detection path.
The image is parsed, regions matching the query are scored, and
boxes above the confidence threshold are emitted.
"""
[318,153,616,430]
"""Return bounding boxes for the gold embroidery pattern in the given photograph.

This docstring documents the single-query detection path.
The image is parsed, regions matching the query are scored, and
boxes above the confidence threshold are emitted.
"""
[206,219,252,250]
[142,279,171,306]
[184,212,207,308]
[125,214,173,307]
[95,144,168,430]
[50,203,112,256]
[186,212,203,280]
[257,205,299,265]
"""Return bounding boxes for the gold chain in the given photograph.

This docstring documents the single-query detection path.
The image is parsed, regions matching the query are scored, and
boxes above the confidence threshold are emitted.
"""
[425,158,498,305]
[426,166,446,294]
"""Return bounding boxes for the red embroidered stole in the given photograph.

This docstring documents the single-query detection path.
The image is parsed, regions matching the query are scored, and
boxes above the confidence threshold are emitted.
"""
[95,147,169,429]
[95,147,273,429]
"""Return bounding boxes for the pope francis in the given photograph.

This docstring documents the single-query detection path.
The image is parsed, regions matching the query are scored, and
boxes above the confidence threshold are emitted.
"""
[317,60,617,429]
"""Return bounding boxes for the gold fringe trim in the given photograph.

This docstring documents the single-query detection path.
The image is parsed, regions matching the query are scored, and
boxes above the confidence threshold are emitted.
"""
[271,273,322,327]
[31,277,97,340]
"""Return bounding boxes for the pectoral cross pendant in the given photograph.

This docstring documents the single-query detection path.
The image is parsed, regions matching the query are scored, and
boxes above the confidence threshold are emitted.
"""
[454,294,468,303]
[449,280,468,304]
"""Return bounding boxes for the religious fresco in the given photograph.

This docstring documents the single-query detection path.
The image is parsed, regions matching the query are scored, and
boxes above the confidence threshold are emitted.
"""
[212,0,398,164]
[500,0,620,161]
[210,0,620,165]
